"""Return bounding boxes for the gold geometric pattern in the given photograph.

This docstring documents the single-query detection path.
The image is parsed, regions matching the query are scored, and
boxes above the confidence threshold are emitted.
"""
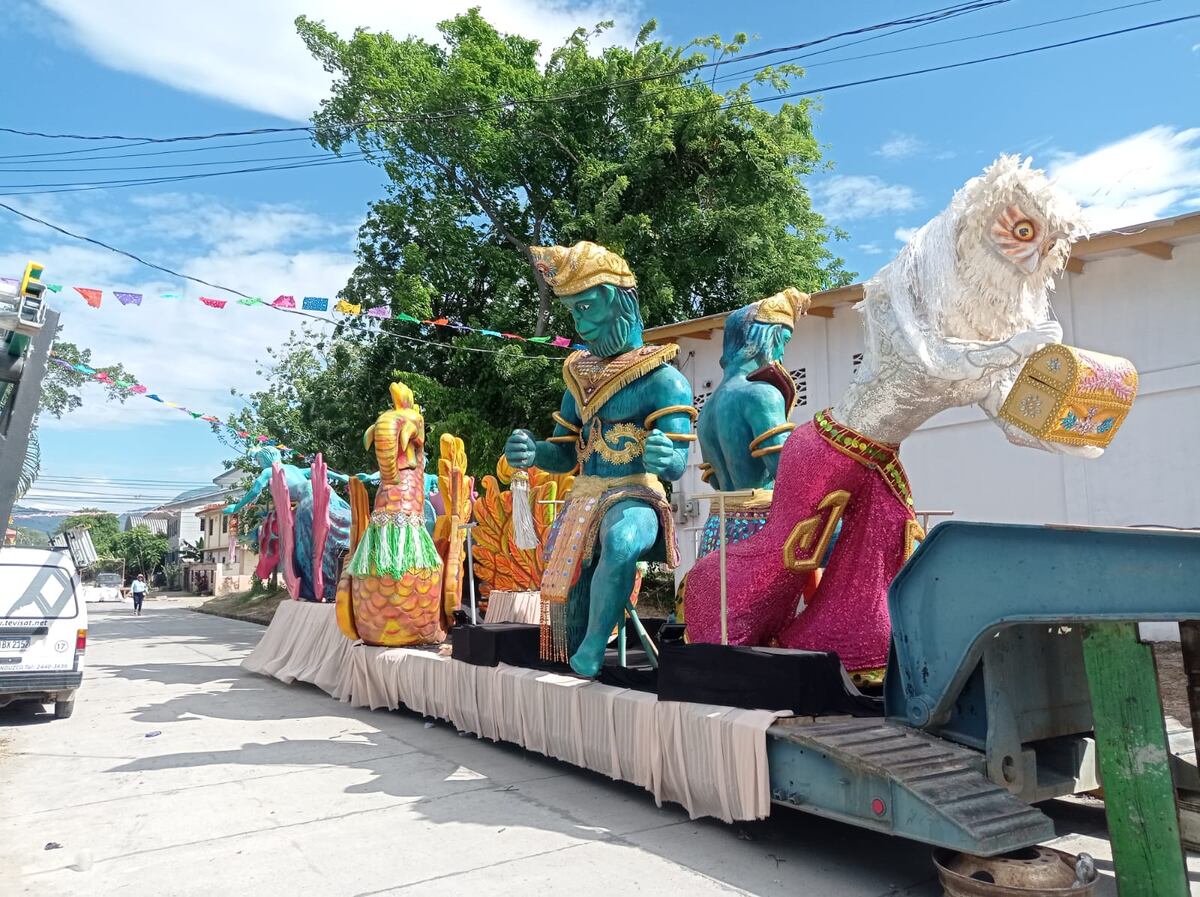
[782,490,850,572]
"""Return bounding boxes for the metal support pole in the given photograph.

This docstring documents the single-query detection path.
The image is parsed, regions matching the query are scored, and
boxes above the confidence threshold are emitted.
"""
[718,493,728,646]
[459,522,478,624]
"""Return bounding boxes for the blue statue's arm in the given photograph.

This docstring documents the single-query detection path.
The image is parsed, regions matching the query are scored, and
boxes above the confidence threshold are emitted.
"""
[506,391,580,473]
[355,471,381,485]
[326,470,350,485]
[535,391,583,472]
[642,366,698,483]
[743,384,792,479]
[225,469,271,514]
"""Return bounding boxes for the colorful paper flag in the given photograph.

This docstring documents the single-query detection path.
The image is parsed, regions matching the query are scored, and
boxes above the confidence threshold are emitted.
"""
[131,385,147,394]
[551,336,572,347]
[201,416,220,423]
[430,317,449,326]
[257,436,269,443]
[502,333,524,341]
[73,363,96,375]
[529,336,551,343]
[396,313,421,323]
[114,291,142,306]
[479,329,502,337]
[366,306,390,318]
[199,296,227,309]
[160,292,179,300]
[335,300,362,315]
[74,287,102,308]
[572,344,587,350]
[46,283,63,293]
[190,412,204,419]
[237,431,250,438]
[272,295,296,309]
[237,297,262,306]
[302,296,329,311]
[146,394,163,402]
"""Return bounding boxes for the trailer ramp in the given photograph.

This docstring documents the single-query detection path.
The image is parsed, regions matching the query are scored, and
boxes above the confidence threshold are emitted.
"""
[767,716,1053,855]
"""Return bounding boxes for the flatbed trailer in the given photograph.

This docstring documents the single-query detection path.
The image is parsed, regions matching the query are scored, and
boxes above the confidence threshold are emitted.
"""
[762,521,1200,895]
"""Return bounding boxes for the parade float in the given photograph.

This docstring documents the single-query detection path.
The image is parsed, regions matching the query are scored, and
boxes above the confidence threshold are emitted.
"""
[240,160,1200,895]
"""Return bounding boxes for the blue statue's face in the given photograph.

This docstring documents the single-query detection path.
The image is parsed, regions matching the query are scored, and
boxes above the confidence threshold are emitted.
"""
[561,284,643,357]
[768,326,794,365]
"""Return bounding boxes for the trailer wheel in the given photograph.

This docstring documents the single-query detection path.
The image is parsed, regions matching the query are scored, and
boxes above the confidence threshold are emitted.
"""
[53,696,75,719]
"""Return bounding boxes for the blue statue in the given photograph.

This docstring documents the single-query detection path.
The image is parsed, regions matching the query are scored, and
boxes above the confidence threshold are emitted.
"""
[695,288,808,558]
[505,241,696,677]
[224,447,351,601]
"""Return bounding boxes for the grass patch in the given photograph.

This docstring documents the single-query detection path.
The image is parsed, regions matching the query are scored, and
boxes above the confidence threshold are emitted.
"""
[197,588,290,625]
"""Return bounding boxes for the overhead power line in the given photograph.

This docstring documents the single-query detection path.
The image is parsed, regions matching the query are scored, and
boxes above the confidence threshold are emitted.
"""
[677,12,1200,121]
[0,2,1008,146]
[0,135,316,163]
[0,155,365,196]
[708,0,1168,85]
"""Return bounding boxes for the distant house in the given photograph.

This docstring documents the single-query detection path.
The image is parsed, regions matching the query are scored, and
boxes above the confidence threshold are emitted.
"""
[145,468,250,586]
[188,501,257,595]
[120,514,168,535]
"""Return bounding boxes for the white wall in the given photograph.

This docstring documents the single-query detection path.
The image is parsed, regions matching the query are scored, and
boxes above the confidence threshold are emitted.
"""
[670,239,1200,582]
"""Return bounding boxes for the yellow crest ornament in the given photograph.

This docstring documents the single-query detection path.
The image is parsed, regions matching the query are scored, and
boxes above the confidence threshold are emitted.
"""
[754,287,811,328]
[530,241,637,297]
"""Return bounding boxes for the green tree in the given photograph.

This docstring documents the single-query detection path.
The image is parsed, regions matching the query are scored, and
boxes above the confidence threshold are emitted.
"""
[298,11,849,330]
[113,526,169,578]
[56,510,121,558]
[231,12,852,476]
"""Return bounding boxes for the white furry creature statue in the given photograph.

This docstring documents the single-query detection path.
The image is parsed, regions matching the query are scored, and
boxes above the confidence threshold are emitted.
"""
[684,155,1097,680]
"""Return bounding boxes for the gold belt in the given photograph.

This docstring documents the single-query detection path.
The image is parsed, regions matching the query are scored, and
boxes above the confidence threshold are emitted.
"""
[567,473,665,501]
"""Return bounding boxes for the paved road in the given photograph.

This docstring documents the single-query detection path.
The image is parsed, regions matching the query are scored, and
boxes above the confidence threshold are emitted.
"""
[0,604,1182,896]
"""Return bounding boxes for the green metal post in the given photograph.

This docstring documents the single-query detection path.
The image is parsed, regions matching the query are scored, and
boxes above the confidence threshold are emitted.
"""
[1081,622,1188,897]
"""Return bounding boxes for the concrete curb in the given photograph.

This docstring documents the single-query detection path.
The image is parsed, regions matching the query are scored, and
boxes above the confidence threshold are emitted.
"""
[191,605,274,627]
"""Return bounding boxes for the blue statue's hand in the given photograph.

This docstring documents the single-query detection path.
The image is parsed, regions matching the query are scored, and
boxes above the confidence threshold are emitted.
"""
[223,505,237,515]
[355,471,381,484]
[643,429,676,477]
[327,471,350,484]
[505,429,537,469]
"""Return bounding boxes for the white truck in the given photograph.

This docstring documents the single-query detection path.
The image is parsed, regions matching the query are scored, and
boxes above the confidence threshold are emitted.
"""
[0,547,87,718]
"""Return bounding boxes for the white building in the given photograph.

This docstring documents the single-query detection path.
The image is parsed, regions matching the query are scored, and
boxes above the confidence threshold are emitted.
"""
[644,212,1200,585]
[148,468,246,570]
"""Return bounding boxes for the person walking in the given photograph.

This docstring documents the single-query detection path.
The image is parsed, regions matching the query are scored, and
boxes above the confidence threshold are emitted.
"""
[130,573,148,615]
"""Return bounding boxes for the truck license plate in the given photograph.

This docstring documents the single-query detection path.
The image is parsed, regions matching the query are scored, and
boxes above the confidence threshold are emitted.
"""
[0,638,30,651]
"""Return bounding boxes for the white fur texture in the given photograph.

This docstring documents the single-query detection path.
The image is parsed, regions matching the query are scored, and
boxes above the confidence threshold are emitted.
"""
[869,155,1086,344]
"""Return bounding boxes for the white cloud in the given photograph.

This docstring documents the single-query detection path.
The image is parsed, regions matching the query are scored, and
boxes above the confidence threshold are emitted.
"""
[894,226,918,243]
[875,134,923,160]
[857,243,884,255]
[39,0,641,120]
[1047,126,1200,231]
[812,175,919,222]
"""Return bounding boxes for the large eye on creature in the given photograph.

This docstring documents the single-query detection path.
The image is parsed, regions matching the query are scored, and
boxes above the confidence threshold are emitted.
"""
[990,204,1043,273]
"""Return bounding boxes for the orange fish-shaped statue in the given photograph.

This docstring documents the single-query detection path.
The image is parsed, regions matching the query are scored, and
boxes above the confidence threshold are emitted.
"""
[335,382,446,646]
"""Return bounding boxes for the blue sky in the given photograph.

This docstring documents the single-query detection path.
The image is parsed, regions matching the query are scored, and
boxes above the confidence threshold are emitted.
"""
[3,0,1198,513]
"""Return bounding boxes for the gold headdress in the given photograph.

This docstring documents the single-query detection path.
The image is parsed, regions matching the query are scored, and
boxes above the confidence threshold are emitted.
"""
[754,287,810,328]
[530,241,636,297]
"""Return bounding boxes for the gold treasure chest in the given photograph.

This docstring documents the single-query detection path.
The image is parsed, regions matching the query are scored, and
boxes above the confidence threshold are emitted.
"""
[999,344,1138,449]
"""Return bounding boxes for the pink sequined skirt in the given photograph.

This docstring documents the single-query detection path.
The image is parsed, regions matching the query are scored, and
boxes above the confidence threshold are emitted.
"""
[683,420,914,672]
